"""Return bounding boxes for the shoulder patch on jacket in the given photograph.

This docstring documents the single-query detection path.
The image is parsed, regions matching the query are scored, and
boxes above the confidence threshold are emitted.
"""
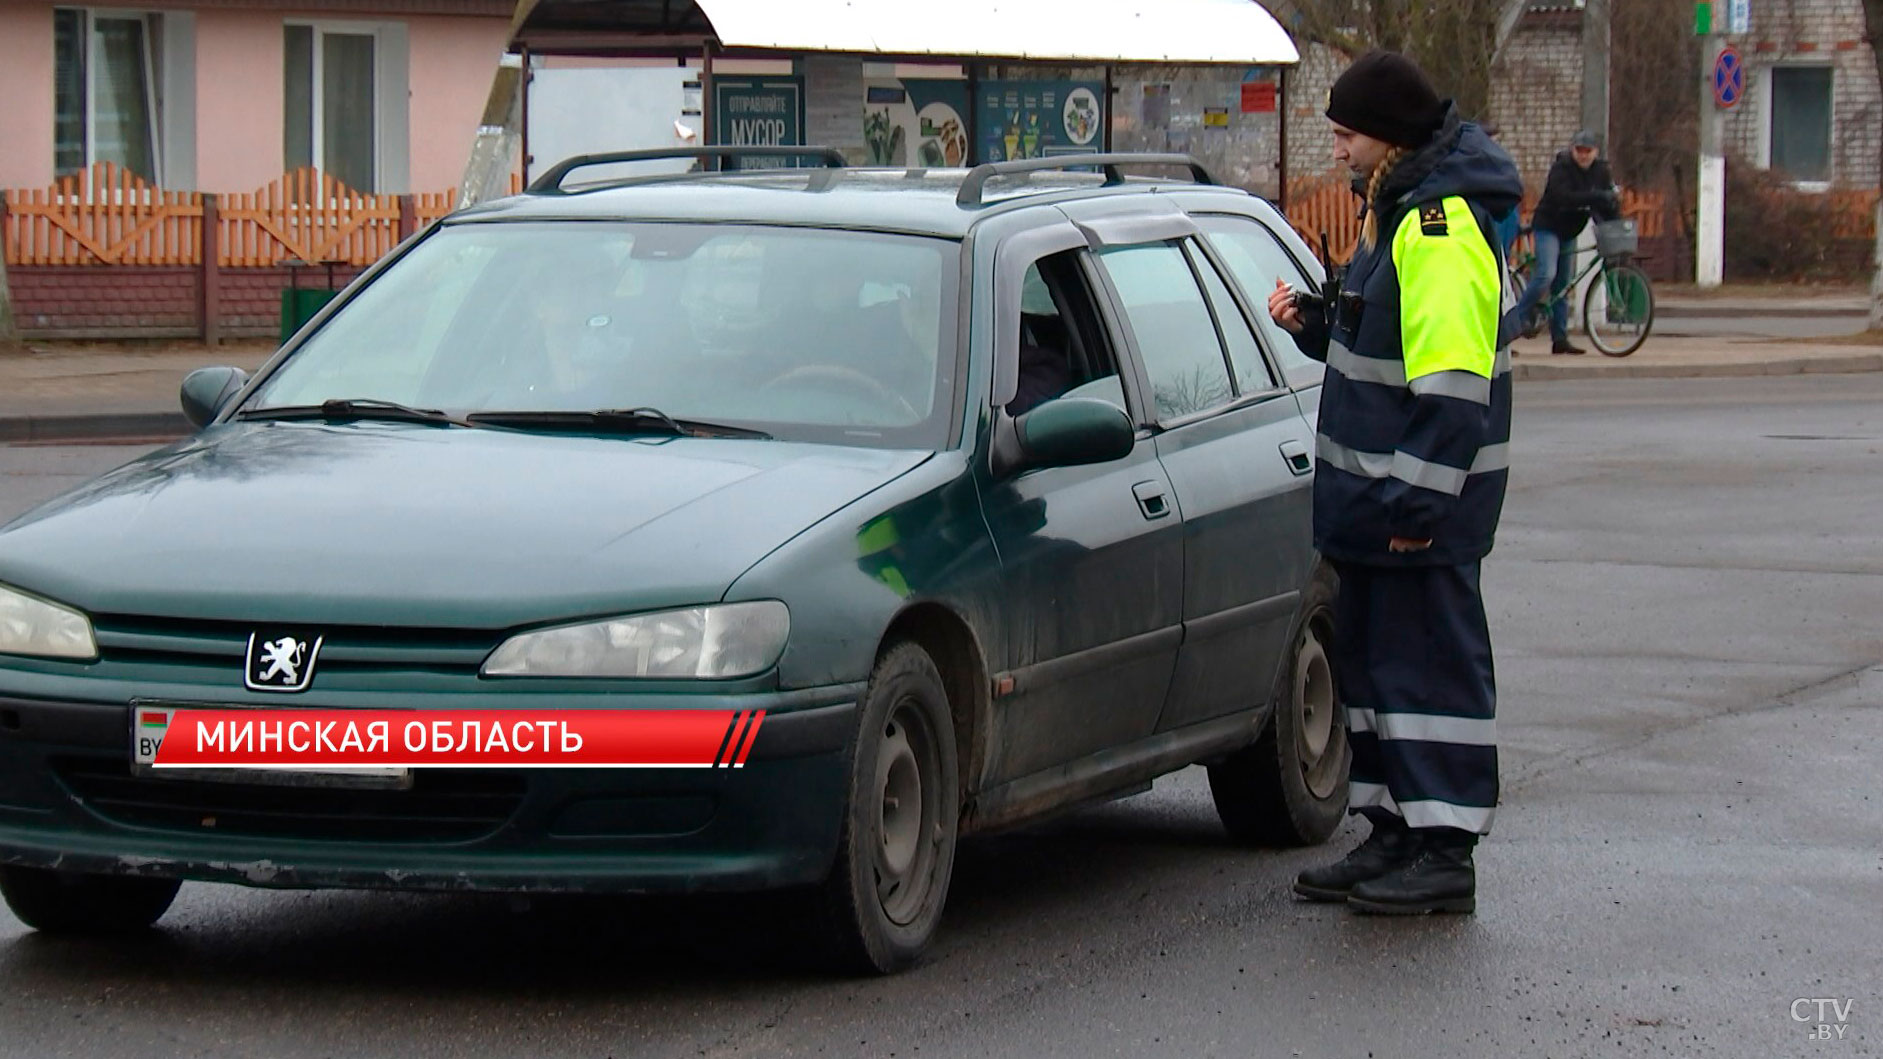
[1419,203,1448,236]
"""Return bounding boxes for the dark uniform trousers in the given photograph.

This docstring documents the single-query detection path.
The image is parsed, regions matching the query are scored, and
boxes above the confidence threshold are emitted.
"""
[1332,559,1499,835]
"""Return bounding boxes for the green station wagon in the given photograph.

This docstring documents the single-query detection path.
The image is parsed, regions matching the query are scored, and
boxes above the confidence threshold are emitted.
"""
[0,148,1345,972]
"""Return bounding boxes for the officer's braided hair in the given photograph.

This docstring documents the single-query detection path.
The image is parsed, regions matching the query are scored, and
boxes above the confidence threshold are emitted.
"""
[1359,146,1409,249]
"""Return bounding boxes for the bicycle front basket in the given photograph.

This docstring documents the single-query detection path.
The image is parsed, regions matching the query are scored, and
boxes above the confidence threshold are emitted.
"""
[1594,218,1638,258]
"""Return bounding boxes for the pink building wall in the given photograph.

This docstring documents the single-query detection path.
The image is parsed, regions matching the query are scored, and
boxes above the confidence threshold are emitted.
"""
[0,3,507,195]
[408,16,513,192]
[194,9,287,193]
[0,5,58,190]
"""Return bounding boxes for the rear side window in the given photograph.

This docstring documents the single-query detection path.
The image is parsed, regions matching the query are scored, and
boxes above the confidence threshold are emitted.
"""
[1097,242,1234,421]
[1196,214,1324,390]
[1187,244,1277,395]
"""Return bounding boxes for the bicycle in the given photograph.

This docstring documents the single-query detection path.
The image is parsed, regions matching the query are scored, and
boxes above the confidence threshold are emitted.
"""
[1506,218,1655,357]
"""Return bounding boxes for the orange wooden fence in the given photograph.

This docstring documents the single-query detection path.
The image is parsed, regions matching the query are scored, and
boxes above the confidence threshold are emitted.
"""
[1283,171,1673,262]
[4,163,519,268]
[3,162,203,266]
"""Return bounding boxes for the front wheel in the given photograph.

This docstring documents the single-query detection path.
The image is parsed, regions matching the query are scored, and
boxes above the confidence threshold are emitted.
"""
[1207,563,1348,846]
[1583,263,1655,356]
[0,866,181,933]
[817,641,960,975]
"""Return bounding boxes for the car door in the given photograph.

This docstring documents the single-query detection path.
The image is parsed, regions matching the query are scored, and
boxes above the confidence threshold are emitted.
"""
[1085,231,1317,734]
[976,226,1183,786]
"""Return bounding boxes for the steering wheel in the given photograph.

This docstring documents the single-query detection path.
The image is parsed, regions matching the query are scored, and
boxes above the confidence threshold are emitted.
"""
[761,364,921,422]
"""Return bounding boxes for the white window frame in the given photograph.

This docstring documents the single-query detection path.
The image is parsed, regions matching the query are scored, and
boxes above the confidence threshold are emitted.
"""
[56,6,164,184]
[1760,62,1835,192]
[284,19,389,191]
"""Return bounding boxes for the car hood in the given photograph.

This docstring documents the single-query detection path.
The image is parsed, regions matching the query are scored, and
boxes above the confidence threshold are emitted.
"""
[0,422,930,628]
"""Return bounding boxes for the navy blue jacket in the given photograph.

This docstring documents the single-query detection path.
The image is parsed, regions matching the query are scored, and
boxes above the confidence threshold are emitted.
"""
[1293,107,1523,567]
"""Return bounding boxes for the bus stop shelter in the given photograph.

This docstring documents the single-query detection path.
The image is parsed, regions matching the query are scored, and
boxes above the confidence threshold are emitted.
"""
[505,0,1301,204]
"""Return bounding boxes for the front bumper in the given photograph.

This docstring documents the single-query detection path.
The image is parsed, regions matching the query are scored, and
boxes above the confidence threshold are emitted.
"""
[0,686,860,894]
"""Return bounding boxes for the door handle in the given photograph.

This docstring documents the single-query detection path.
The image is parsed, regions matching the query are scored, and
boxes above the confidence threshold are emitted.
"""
[1132,480,1171,520]
[1279,439,1313,476]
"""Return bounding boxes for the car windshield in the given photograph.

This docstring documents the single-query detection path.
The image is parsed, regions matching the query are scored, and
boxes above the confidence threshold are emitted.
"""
[244,221,959,448]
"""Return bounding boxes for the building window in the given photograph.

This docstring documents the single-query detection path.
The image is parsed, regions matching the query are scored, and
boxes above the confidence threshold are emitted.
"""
[1769,66,1832,184]
[285,24,379,192]
[54,8,162,182]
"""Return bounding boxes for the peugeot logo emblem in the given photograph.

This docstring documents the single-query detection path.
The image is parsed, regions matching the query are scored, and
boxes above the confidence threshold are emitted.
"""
[244,631,323,692]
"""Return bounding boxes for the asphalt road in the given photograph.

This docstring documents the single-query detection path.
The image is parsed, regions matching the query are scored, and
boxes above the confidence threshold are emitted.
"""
[1,375,1879,1058]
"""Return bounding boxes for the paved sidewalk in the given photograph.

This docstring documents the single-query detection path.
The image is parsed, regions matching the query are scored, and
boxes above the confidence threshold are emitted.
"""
[1,323,1879,442]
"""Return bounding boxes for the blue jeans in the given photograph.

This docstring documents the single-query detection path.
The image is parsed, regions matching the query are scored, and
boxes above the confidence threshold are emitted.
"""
[1514,229,1574,344]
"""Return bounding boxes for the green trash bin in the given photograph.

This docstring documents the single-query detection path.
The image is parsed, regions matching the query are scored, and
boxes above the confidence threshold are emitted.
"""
[279,287,339,343]
[279,258,343,343]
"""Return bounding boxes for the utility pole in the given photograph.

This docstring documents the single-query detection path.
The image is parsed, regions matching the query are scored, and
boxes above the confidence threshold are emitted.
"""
[1695,1,1735,288]
[1581,0,1610,149]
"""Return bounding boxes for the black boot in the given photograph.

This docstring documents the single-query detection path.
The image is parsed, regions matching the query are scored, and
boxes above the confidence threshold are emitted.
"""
[1347,827,1478,914]
[1292,815,1414,902]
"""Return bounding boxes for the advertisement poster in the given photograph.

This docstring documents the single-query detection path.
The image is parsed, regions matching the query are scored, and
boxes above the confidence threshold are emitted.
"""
[712,77,805,166]
[975,80,1106,163]
[862,80,972,166]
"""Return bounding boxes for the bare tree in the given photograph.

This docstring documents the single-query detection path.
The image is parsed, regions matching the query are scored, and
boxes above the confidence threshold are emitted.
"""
[1608,0,1697,189]
[1267,0,1515,119]
[1866,0,1882,327]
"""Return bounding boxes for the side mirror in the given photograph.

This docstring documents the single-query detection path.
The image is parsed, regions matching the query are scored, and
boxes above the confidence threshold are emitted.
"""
[994,397,1135,476]
[179,366,250,429]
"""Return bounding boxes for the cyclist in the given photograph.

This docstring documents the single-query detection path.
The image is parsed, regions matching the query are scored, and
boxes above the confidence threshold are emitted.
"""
[1513,130,1620,355]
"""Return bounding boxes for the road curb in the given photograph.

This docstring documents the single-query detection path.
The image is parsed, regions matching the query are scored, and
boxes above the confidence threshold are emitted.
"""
[0,412,190,444]
[1514,351,1883,381]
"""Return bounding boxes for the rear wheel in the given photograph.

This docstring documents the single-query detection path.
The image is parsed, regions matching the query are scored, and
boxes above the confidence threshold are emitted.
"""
[1584,262,1655,356]
[817,641,960,974]
[0,866,180,933]
[1208,564,1347,846]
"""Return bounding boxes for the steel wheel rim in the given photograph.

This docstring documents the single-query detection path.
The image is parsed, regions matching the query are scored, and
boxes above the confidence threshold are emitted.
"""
[873,696,939,926]
[1295,620,1342,799]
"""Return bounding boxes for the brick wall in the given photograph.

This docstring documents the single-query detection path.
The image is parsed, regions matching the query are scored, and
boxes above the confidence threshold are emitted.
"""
[1111,65,1285,198]
[1282,42,1345,184]
[1723,0,1880,188]
[9,267,199,336]
[9,265,362,340]
[1489,13,1587,195]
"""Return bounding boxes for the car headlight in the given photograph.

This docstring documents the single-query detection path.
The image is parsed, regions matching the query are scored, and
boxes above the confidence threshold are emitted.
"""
[0,583,97,661]
[482,601,789,679]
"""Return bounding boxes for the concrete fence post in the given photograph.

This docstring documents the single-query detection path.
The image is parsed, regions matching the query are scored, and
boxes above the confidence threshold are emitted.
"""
[200,194,222,346]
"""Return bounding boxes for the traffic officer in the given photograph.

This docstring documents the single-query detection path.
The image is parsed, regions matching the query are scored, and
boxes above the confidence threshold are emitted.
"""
[1266,50,1522,914]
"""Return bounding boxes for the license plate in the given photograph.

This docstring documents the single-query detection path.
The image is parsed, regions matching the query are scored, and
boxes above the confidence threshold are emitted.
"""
[130,703,412,790]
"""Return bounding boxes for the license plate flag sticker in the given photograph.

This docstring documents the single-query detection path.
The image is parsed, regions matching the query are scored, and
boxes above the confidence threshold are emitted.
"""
[148,709,766,769]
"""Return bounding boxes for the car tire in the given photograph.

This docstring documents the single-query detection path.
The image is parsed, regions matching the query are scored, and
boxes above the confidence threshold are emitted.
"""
[817,640,960,975]
[0,866,181,933]
[1207,562,1347,846]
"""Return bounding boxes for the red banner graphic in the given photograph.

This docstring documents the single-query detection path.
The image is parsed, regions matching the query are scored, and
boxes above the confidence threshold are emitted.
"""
[147,708,765,769]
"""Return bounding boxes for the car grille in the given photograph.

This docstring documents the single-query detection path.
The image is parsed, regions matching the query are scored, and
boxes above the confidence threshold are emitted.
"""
[54,756,527,843]
[89,614,501,675]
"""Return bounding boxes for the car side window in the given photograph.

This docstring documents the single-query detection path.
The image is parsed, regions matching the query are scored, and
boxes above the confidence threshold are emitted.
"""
[1008,251,1127,417]
[1186,242,1278,395]
[1097,241,1234,421]
[1195,214,1324,389]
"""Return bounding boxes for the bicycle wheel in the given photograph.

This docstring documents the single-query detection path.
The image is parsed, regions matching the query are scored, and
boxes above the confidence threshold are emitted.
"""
[1583,263,1654,356]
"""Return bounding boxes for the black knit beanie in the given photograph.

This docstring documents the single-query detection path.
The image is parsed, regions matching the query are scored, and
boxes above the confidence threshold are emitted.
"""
[1325,50,1445,149]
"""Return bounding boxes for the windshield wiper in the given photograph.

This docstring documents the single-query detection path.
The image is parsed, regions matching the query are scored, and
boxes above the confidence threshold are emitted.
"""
[467,407,771,440]
[238,398,476,428]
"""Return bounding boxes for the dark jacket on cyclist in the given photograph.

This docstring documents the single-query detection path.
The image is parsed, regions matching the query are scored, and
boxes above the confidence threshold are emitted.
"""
[1530,150,1619,240]
[1291,104,1523,567]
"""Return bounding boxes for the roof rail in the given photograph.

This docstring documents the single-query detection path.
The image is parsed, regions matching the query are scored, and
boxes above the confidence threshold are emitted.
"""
[956,153,1217,208]
[527,146,849,195]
